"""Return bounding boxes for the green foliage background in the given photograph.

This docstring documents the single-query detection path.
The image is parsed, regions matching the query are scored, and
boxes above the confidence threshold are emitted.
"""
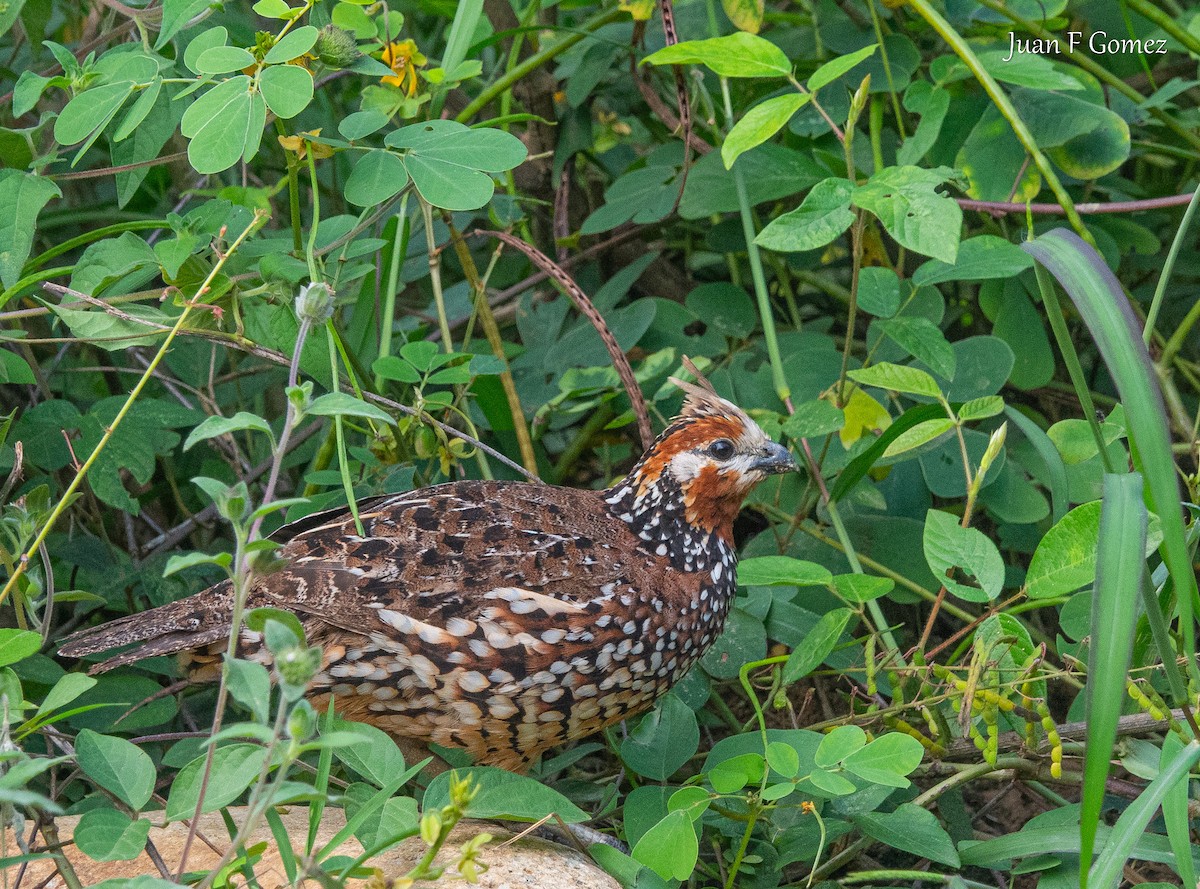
[3,0,1200,886]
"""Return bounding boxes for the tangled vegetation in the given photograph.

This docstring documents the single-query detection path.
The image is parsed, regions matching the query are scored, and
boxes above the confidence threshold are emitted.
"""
[2,0,1200,886]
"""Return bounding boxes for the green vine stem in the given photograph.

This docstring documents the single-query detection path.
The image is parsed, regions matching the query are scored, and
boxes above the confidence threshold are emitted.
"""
[1145,183,1200,349]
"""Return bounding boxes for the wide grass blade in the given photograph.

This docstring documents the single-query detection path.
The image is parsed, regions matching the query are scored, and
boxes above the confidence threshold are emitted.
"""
[1080,472,1146,886]
[1089,740,1200,889]
[1023,230,1200,703]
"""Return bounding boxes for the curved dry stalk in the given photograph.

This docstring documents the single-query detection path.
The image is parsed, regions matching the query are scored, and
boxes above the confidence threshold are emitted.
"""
[471,229,655,450]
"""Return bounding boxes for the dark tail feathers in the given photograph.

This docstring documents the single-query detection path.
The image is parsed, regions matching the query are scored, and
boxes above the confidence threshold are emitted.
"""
[59,584,234,674]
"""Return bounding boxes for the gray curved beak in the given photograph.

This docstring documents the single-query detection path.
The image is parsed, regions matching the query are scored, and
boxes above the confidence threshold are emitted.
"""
[753,441,797,475]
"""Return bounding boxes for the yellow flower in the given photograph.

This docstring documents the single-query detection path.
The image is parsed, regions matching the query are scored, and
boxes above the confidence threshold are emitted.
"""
[380,39,427,97]
[277,129,334,160]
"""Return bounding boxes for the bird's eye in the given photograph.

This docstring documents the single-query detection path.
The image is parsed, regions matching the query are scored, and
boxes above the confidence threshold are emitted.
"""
[708,439,735,460]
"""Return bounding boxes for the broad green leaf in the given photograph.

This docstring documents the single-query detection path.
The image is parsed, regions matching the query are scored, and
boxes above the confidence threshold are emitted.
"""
[0,630,41,666]
[755,177,854,252]
[879,316,955,380]
[830,574,894,603]
[766,741,799,778]
[815,725,866,767]
[923,508,1004,602]
[259,64,314,119]
[782,398,844,440]
[847,362,941,398]
[264,25,318,63]
[184,411,273,450]
[1047,417,1125,465]
[1080,473,1146,881]
[156,0,218,49]
[1025,501,1101,599]
[881,417,955,458]
[722,0,764,32]
[808,768,856,796]
[957,396,1004,422]
[853,166,962,264]
[344,150,410,208]
[73,809,152,862]
[180,76,261,174]
[782,608,852,683]
[35,672,97,718]
[0,0,27,40]
[913,235,1034,287]
[722,94,810,169]
[1090,742,1200,889]
[807,44,877,91]
[385,121,527,210]
[307,392,394,423]
[113,79,162,142]
[343,782,419,850]
[225,658,271,724]
[423,766,588,823]
[1013,88,1130,180]
[330,719,405,788]
[620,694,699,780]
[163,551,231,578]
[194,45,255,74]
[165,744,268,820]
[974,49,1085,90]
[632,811,698,881]
[897,82,948,166]
[54,81,134,146]
[841,732,923,787]
[339,110,390,141]
[857,266,901,318]
[855,804,960,867]
[737,556,832,588]
[708,752,765,793]
[700,608,766,679]
[182,27,228,75]
[642,32,791,78]
[75,729,156,811]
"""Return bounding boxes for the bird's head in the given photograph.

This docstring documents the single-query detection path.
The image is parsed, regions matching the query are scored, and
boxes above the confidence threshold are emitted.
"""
[607,366,796,545]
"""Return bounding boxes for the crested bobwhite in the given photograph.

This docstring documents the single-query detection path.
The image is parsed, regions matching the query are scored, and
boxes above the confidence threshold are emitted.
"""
[59,372,796,771]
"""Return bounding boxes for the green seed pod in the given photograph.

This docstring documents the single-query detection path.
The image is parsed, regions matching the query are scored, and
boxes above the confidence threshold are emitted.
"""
[315,24,362,69]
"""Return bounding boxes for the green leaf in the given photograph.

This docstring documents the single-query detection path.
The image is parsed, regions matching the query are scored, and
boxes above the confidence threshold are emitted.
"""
[766,740,800,778]
[165,744,268,820]
[1090,741,1200,889]
[815,725,866,767]
[879,316,956,380]
[621,694,699,780]
[330,719,405,788]
[708,752,765,793]
[259,64,313,119]
[1047,417,1125,465]
[180,76,263,174]
[264,25,318,63]
[113,79,163,142]
[1160,734,1197,889]
[0,630,41,667]
[808,768,856,796]
[307,392,394,423]
[156,0,218,49]
[923,508,1004,603]
[807,44,877,91]
[781,399,844,440]
[755,177,855,252]
[1025,501,1102,600]
[182,27,228,75]
[1080,473,1147,881]
[913,235,1034,287]
[853,166,962,264]
[642,32,791,78]
[855,804,960,867]
[830,574,894,603]
[194,45,255,74]
[54,81,134,146]
[881,417,955,458]
[857,267,901,318]
[385,121,527,211]
[343,782,419,850]
[957,396,1004,422]
[163,551,231,578]
[226,658,271,724]
[632,811,698,881]
[700,608,766,679]
[847,361,941,398]
[344,150,410,208]
[782,608,852,683]
[0,170,61,292]
[423,766,588,823]
[841,732,923,787]
[722,94,810,169]
[339,110,390,141]
[0,0,28,41]
[75,729,156,811]
[35,672,97,718]
[184,411,273,450]
[737,556,833,587]
[73,809,152,862]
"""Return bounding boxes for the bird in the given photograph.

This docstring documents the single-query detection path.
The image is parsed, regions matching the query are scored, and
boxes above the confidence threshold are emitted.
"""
[59,367,797,771]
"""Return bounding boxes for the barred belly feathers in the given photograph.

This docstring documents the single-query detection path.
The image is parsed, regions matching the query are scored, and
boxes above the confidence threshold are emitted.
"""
[60,369,797,771]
